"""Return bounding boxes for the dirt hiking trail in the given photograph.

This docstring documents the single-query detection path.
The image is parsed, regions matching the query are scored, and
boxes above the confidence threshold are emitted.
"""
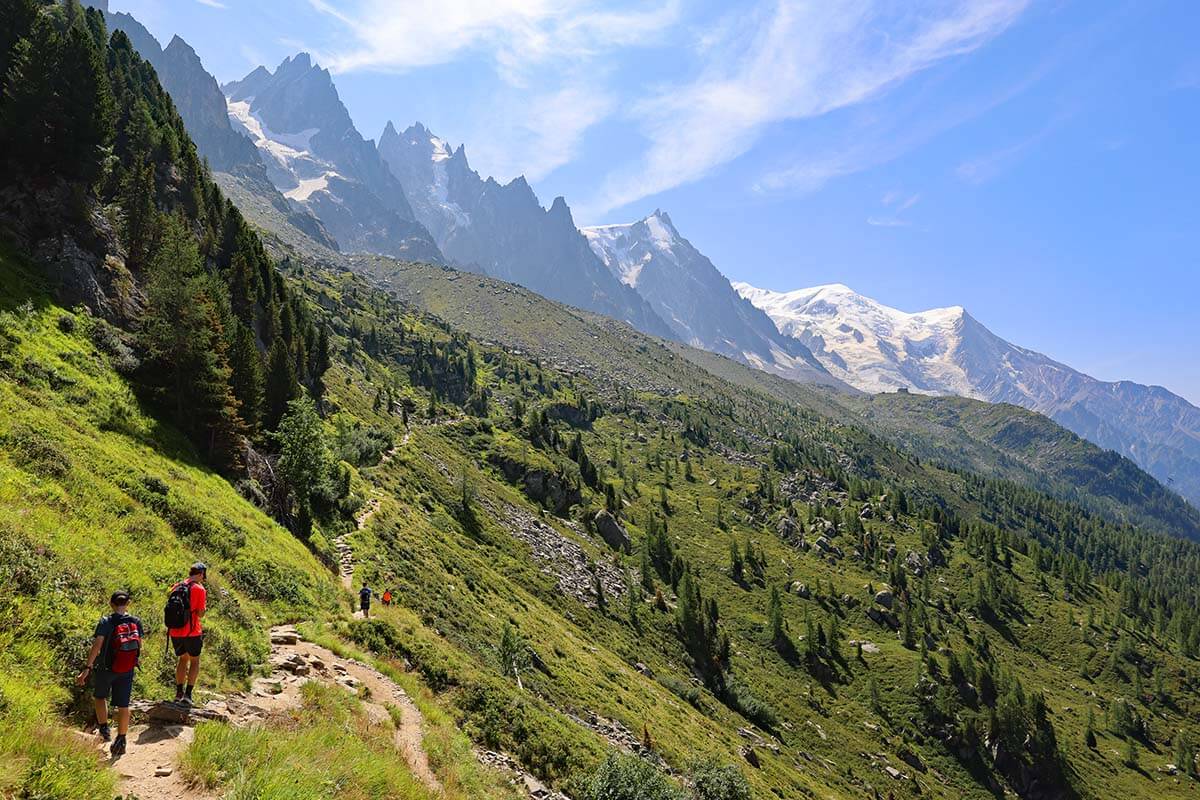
[103,624,441,798]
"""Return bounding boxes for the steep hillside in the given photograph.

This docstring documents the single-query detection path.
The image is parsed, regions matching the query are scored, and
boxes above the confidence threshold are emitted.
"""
[738,282,1200,507]
[7,5,1200,800]
[0,247,338,795]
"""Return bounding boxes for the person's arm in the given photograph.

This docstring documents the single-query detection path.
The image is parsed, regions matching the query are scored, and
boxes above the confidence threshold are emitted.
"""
[194,584,207,619]
[75,634,105,685]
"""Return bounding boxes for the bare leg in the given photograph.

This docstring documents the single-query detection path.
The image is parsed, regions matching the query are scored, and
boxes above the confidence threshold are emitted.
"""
[175,654,189,687]
[115,706,131,736]
[187,655,200,686]
[94,698,108,726]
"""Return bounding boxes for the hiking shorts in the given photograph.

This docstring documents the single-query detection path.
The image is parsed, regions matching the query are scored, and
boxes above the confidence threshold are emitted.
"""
[93,669,134,708]
[171,635,204,657]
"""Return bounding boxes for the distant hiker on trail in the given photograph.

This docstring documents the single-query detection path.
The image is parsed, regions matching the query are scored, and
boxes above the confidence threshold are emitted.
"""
[359,584,373,618]
[382,589,393,607]
[165,562,207,706]
[76,590,143,757]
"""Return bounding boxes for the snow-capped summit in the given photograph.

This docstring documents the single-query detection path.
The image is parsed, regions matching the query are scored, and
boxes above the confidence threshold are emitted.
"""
[582,210,683,287]
[582,212,838,387]
[737,281,1200,505]
[733,282,972,395]
[223,57,440,261]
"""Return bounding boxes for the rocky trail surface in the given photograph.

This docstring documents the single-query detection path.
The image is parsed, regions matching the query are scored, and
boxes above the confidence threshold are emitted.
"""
[96,624,440,798]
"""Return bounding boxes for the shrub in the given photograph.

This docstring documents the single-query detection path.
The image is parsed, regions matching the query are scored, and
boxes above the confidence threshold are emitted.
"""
[587,753,685,800]
[89,317,139,375]
[229,555,317,608]
[691,761,752,800]
[2,424,71,479]
[724,681,777,732]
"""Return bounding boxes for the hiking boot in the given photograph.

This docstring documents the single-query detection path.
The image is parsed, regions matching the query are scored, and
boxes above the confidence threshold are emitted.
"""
[176,696,192,708]
[98,724,111,742]
[110,735,126,757]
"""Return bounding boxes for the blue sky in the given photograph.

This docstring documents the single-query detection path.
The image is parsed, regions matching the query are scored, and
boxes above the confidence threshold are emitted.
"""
[112,0,1200,404]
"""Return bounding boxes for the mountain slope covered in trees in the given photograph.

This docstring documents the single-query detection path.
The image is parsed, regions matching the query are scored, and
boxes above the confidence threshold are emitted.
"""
[4,4,1200,800]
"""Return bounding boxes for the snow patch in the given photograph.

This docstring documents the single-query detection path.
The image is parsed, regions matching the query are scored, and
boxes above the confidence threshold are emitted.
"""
[736,282,974,397]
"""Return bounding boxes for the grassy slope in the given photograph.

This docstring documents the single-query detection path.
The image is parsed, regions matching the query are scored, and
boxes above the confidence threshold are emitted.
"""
[279,261,1200,799]
[0,249,440,797]
[142,182,1200,797]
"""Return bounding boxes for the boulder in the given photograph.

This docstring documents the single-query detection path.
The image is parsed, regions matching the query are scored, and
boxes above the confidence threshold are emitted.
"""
[777,517,799,541]
[593,510,631,553]
[791,582,811,599]
[874,589,894,609]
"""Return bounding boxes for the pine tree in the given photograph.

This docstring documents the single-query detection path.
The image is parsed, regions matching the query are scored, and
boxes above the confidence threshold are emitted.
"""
[140,215,244,469]
[274,395,331,509]
[120,154,157,272]
[312,323,331,402]
[0,0,37,86]
[228,323,264,433]
[1123,736,1138,770]
[729,540,744,584]
[264,336,296,431]
[1173,731,1193,776]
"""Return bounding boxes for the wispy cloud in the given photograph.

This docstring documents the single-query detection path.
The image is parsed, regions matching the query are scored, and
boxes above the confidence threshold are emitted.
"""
[195,0,227,8]
[466,85,616,183]
[306,0,679,83]
[583,0,1029,216]
[867,191,921,227]
[955,109,1072,184]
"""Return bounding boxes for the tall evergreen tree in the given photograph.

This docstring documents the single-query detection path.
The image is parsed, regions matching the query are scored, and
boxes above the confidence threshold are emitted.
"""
[229,323,264,433]
[265,336,296,431]
[140,215,244,469]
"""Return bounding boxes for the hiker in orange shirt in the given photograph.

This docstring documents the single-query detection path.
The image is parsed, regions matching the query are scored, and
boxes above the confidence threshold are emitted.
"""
[165,563,207,706]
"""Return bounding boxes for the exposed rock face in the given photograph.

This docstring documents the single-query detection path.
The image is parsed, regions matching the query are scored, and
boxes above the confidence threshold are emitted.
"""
[223,57,441,262]
[582,211,839,388]
[377,122,674,340]
[102,14,337,251]
[593,510,631,553]
[489,453,582,515]
[0,183,139,323]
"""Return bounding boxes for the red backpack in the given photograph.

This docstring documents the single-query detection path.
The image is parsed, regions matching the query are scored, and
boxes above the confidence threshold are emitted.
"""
[104,613,142,672]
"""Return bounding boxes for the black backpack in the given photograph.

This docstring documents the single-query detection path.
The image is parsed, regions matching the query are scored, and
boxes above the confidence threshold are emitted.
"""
[164,579,192,630]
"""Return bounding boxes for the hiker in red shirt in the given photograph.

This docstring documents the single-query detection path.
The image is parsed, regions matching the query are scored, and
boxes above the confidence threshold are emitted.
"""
[166,562,208,706]
[76,590,143,757]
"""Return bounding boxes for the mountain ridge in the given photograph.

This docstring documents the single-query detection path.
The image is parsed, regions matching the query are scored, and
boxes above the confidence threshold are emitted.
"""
[376,118,678,341]
[223,55,443,262]
[738,280,1200,505]
[582,210,840,389]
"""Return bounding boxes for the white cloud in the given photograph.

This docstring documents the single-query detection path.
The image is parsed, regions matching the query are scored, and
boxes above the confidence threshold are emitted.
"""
[955,109,1072,184]
[466,86,616,183]
[195,0,227,8]
[585,0,1029,216]
[307,0,679,82]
